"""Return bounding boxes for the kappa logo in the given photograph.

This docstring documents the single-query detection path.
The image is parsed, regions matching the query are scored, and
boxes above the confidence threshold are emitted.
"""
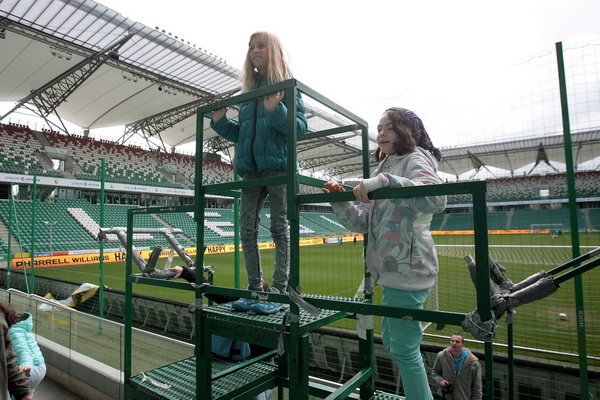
[252,292,270,301]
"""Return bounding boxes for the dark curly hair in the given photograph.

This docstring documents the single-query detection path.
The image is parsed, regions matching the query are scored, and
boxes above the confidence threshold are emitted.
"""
[378,107,443,163]
[0,302,21,327]
[374,109,416,163]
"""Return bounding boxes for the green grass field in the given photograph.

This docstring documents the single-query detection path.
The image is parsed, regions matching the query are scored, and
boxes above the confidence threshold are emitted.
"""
[29,233,600,366]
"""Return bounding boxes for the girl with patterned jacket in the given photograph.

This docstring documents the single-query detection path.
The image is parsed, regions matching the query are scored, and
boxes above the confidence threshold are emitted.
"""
[324,107,446,400]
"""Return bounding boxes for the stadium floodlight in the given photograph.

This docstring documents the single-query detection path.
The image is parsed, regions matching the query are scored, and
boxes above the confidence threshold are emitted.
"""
[42,221,58,253]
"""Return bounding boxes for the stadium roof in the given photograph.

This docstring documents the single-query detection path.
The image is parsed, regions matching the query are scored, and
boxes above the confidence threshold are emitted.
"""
[0,0,240,148]
[0,0,598,181]
[0,0,376,179]
[440,129,600,179]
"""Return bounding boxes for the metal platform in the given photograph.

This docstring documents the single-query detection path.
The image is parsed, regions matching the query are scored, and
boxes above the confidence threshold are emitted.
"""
[202,294,355,344]
[371,391,406,400]
[129,357,405,400]
[129,356,278,400]
[127,295,369,399]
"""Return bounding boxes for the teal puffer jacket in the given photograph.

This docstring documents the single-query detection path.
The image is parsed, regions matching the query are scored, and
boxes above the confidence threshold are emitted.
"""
[210,78,308,176]
[9,312,45,368]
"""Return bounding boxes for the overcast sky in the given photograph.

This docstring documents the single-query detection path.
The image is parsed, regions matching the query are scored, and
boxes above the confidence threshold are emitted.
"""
[1,0,599,177]
[92,0,600,149]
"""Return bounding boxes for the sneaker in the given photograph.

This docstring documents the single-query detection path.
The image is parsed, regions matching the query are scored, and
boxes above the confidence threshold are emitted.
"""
[231,285,286,314]
[231,298,257,312]
[268,287,289,310]
[231,298,284,314]
[247,301,285,315]
[231,285,263,312]
[269,286,287,295]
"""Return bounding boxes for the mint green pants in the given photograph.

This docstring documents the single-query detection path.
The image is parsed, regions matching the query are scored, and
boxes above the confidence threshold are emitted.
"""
[381,286,433,400]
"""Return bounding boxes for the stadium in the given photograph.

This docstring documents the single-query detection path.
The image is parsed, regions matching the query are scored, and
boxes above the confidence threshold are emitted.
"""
[1,1,600,400]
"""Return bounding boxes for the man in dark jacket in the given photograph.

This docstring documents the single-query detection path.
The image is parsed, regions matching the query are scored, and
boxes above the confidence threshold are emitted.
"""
[432,334,482,400]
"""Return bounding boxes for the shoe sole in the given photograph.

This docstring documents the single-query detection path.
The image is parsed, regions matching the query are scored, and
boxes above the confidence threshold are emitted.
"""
[231,301,287,315]
[231,300,254,312]
[248,303,284,315]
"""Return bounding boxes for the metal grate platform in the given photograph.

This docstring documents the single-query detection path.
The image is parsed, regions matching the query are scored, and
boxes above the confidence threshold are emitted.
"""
[203,294,360,335]
[129,356,278,399]
[371,391,406,400]
[128,294,370,399]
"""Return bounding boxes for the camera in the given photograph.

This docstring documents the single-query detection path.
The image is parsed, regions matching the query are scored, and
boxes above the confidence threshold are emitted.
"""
[442,382,454,394]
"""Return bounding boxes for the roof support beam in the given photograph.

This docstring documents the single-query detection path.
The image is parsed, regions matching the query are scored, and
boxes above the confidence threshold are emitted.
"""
[527,142,560,175]
[122,87,240,143]
[0,32,134,134]
[467,151,496,180]
[299,153,367,171]
[202,136,233,162]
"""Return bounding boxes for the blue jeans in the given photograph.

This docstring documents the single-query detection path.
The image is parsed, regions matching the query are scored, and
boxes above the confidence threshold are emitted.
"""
[381,287,433,400]
[252,389,272,400]
[240,171,289,292]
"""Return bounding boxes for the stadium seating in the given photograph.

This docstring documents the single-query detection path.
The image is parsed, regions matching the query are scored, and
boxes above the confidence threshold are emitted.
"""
[45,130,183,188]
[0,123,243,188]
[151,151,234,187]
[430,213,446,231]
[0,123,598,256]
[0,198,351,253]
[160,212,198,241]
[442,172,600,205]
[0,123,56,177]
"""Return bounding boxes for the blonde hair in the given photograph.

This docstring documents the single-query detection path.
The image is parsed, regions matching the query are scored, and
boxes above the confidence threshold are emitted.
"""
[241,31,292,92]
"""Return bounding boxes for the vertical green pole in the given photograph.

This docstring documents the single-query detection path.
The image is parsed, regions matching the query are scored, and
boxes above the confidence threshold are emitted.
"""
[472,182,490,320]
[359,329,375,398]
[195,111,206,275]
[556,41,588,400]
[507,314,514,400]
[360,123,370,254]
[472,182,493,400]
[99,159,106,319]
[123,210,134,383]
[359,120,375,398]
[194,108,209,398]
[287,81,300,294]
[233,176,241,288]
[7,184,13,289]
[286,80,304,400]
[30,176,37,293]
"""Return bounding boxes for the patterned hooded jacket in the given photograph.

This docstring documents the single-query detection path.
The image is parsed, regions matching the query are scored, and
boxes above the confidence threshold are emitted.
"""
[330,147,446,291]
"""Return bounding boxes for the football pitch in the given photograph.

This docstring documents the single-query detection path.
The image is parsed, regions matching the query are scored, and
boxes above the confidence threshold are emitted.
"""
[30,233,600,366]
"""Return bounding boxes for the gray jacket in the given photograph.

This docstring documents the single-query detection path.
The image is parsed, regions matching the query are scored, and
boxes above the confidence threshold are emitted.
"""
[432,347,483,400]
[330,148,446,291]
